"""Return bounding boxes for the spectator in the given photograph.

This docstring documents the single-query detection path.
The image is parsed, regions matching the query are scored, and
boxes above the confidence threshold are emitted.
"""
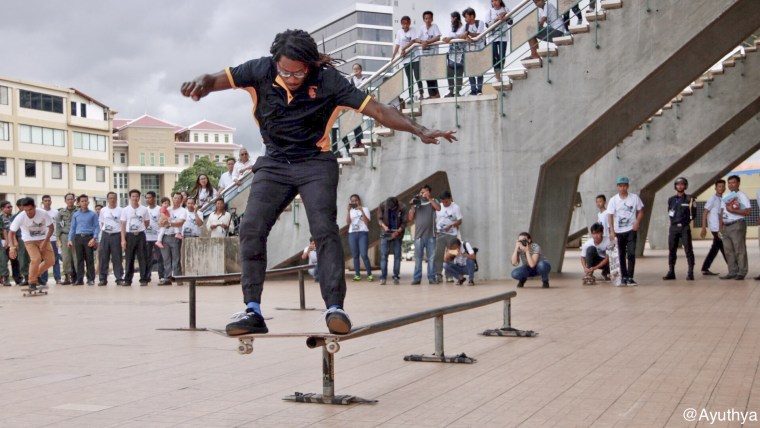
[528,0,567,60]
[9,197,54,292]
[417,11,442,98]
[233,149,255,185]
[217,158,236,193]
[159,193,186,285]
[207,198,234,238]
[57,192,78,285]
[463,7,486,95]
[511,231,551,288]
[434,190,462,282]
[346,194,372,282]
[443,237,477,285]
[192,174,218,208]
[607,176,644,286]
[409,185,440,285]
[11,199,29,286]
[596,194,609,238]
[39,195,61,285]
[392,16,423,101]
[68,194,99,286]
[98,192,124,286]
[183,197,204,238]
[155,197,181,249]
[700,179,726,276]
[343,63,368,149]
[121,189,151,286]
[144,191,165,282]
[559,0,583,28]
[377,196,408,285]
[180,191,189,208]
[487,0,512,83]
[301,237,319,282]
[663,177,696,281]
[720,174,750,280]
[443,11,467,97]
[581,222,609,282]
[0,201,11,286]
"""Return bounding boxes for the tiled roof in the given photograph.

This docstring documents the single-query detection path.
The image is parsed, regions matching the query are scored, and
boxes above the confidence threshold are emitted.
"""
[177,119,235,134]
[116,114,181,130]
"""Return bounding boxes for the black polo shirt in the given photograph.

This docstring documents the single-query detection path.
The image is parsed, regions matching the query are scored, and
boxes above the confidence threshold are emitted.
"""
[226,57,371,161]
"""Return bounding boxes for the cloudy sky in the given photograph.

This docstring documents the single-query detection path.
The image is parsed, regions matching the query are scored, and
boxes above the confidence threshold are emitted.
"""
[0,0,507,154]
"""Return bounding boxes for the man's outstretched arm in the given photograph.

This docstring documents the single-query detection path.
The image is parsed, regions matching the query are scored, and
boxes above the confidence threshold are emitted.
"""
[361,99,457,145]
[181,71,233,101]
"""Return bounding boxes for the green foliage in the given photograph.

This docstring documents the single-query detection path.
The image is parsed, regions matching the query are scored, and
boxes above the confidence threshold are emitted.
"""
[172,157,226,195]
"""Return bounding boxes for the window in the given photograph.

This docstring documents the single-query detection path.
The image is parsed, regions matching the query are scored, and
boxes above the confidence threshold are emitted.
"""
[184,154,189,165]
[113,172,129,206]
[0,86,8,105]
[25,160,36,177]
[0,121,8,141]
[193,133,198,142]
[204,133,208,143]
[19,89,63,113]
[96,166,105,182]
[175,154,179,164]
[159,153,165,166]
[20,125,65,147]
[150,152,155,166]
[80,103,87,118]
[141,174,160,196]
[224,134,229,143]
[70,101,77,116]
[51,162,62,179]
[73,132,106,151]
[194,154,200,161]
[140,152,145,166]
[76,164,86,181]
[214,134,219,143]
[120,153,126,164]
[215,154,221,162]
[0,158,6,175]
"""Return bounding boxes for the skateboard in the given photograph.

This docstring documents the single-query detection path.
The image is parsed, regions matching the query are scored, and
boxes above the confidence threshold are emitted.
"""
[22,286,48,297]
[607,240,623,286]
[208,327,369,355]
[582,275,596,286]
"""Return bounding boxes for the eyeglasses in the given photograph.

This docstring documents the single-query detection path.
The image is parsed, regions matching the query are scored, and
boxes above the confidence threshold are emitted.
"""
[277,67,308,80]
[240,152,249,156]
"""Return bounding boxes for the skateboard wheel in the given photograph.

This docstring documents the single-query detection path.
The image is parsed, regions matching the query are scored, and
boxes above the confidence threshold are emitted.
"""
[326,342,340,354]
[245,344,253,354]
[237,344,248,355]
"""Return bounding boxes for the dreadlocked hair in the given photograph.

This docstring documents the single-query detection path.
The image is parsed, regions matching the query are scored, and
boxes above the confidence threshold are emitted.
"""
[270,29,343,70]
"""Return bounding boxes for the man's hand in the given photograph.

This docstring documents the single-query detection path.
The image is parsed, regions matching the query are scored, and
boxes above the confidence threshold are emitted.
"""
[418,129,457,145]
[67,241,73,249]
[700,228,707,239]
[633,220,640,232]
[181,75,215,101]
[121,239,127,250]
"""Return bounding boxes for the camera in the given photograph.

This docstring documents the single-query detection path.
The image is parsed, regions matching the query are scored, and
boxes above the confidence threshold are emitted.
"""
[519,239,529,246]
[412,194,421,207]
[350,203,357,209]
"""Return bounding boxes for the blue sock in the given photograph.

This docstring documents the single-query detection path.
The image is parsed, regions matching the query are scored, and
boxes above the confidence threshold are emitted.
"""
[246,302,261,315]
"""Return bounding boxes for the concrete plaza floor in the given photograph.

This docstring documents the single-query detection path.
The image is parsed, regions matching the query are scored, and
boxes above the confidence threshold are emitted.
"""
[1,240,759,427]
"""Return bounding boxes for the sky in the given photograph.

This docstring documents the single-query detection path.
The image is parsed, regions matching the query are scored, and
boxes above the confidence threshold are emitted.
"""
[0,0,506,155]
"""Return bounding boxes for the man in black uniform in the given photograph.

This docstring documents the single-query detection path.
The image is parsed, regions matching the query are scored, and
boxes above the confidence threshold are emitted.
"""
[663,177,697,281]
[181,29,456,336]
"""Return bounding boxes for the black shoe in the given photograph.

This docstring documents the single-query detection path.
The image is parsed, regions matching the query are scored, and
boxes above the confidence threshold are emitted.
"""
[116,280,125,286]
[98,281,107,286]
[158,279,172,286]
[225,310,268,336]
[28,284,38,291]
[86,281,95,286]
[139,280,149,286]
[411,281,421,285]
[627,278,638,286]
[720,274,736,280]
[468,280,475,286]
[735,275,746,280]
[61,275,72,285]
[686,273,694,281]
[542,281,550,288]
[73,281,84,286]
[324,307,352,335]
[662,272,675,280]
[392,277,400,285]
[703,270,718,276]
[517,279,526,288]
[456,276,466,285]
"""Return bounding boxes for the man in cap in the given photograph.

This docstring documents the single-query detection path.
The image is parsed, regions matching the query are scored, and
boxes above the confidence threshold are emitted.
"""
[606,176,644,286]
[663,177,696,281]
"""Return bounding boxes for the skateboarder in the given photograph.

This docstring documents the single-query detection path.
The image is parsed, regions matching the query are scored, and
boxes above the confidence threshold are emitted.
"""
[181,29,457,336]
[580,222,609,284]
[8,197,54,292]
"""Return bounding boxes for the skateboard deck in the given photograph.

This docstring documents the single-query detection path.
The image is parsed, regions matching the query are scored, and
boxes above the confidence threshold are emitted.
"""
[582,275,596,286]
[608,240,623,286]
[22,287,48,297]
[208,327,369,355]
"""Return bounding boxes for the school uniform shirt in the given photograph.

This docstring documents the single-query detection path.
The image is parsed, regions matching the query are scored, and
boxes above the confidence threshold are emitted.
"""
[10,210,53,242]
[348,207,371,233]
[418,24,442,56]
[40,208,59,242]
[207,211,234,238]
[704,194,722,232]
[446,26,468,65]
[464,20,487,51]
[394,27,418,64]
[120,205,150,233]
[217,171,235,190]
[145,205,161,242]
[183,210,203,237]
[581,238,609,258]
[303,246,318,265]
[436,202,462,237]
[721,191,750,223]
[539,1,567,32]
[348,75,367,88]
[486,7,510,43]
[606,193,644,234]
[99,206,123,235]
[597,210,610,238]
[226,57,371,162]
[167,207,187,237]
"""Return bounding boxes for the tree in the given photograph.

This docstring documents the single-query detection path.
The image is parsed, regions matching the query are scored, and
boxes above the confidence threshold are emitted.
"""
[172,157,226,195]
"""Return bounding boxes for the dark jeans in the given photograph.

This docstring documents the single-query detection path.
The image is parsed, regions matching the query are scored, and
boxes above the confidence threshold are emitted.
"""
[616,230,637,279]
[585,247,609,275]
[40,240,61,283]
[667,224,694,268]
[146,240,165,280]
[380,237,402,280]
[99,232,123,282]
[468,76,483,94]
[74,234,96,283]
[426,79,439,97]
[160,235,182,280]
[444,259,476,281]
[446,62,464,96]
[492,41,508,71]
[701,231,725,271]
[403,60,423,99]
[348,231,371,276]
[124,232,148,283]
[511,260,552,282]
[239,153,345,309]
[563,4,582,28]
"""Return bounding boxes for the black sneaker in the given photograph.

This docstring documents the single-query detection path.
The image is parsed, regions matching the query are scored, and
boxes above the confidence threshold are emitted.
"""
[225,310,268,336]
[98,281,108,286]
[116,280,125,286]
[517,279,526,288]
[456,276,466,286]
[411,281,421,285]
[627,278,638,286]
[28,284,38,291]
[392,277,400,285]
[324,307,352,335]
[542,281,550,288]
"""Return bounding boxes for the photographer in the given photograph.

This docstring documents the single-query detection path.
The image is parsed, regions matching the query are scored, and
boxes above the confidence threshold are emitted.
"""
[301,237,318,282]
[409,185,440,285]
[443,238,477,285]
[510,232,551,288]
[377,197,408,285]
[346,194,372,282]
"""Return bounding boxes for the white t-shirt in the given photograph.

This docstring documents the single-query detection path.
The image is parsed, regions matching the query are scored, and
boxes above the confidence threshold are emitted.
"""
[436,202,462,237]
[597,210,610,237]
[452,241,475,266]
[486,7,510,43]
[218,171,234,191]
[168,206,187,236]
[145,205,161,242]
[233,159,254,180]
[446,26,468,64]
[722,191,751,223]
[394,27,418,64]
[120,205,150,233]
[348,75,367,88]
[539,2,566,32]
[418,24,442,55]
[196,187,218,205]
[704,194,722,232]
[10,210,53,242]
[303,245,318,265]
[606,193,644,234]
[99,206,123,234]
[207,211,233,238]
[464,20,487,51]
[581,237,609,258]
[183,210,203,237]
[40,207,58,242]
[348,207,370,233]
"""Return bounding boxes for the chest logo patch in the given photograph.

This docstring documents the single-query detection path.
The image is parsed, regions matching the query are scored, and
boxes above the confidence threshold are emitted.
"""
[308,86,317,99]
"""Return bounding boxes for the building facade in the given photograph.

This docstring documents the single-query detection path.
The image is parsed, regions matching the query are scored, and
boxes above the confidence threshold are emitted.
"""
[0,76,114,207]
[112,116,241,205]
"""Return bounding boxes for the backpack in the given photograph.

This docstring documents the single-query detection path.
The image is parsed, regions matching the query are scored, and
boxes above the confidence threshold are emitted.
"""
[462,241,479,271]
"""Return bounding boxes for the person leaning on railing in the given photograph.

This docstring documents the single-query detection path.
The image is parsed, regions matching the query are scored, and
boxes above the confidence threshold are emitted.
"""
[391,15,424,102]
[463,7,486,95]
[416,10,442,99]
[486,0,513,83]
[443,11,467,97]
